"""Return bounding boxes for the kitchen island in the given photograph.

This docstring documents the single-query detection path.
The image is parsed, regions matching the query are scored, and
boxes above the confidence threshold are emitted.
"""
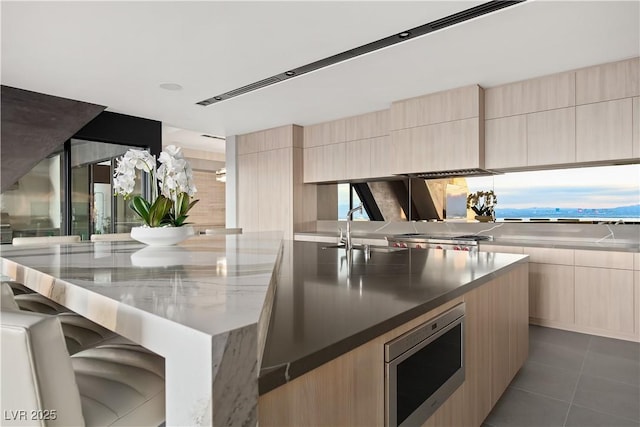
[0,232,284,426]
[1,234,529,427]
[260,240,530,427]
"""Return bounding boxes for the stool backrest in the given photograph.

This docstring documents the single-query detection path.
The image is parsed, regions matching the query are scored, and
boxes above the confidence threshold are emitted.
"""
[1,310,84,426]
[90,233,133,242]
[12,235,81,246]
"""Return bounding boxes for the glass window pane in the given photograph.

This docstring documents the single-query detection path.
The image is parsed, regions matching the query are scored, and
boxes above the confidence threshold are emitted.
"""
[466,164,640,221]
[0,150,63,241]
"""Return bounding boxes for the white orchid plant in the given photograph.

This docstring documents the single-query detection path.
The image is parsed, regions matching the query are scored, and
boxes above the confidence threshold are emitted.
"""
[113,145,199,227]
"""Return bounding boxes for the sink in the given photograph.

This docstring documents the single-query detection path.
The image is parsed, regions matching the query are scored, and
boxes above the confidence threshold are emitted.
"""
[321,244,407,253]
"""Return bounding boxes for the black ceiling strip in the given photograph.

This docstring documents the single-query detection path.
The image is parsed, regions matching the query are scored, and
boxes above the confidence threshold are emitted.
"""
[196,0,525,106]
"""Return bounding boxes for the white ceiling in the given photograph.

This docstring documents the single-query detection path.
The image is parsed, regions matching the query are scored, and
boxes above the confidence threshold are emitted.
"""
[2,1,639,153]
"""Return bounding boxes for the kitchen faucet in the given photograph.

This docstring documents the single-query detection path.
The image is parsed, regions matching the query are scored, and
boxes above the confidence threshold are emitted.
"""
[341,204,363,251]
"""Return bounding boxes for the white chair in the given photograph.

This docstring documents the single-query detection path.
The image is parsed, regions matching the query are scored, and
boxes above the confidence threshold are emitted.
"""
[204,227,243,235]
[1,309,165,426]
[12,235,81,246]
[90,233,134,242]
[2,283,118,355]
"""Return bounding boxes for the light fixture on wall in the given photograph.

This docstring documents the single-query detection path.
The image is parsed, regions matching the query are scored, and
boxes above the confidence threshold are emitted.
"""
[215,168,226,183]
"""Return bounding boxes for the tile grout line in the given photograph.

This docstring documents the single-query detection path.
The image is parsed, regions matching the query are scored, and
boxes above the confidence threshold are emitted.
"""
[561,335,591,427]
[569,401,640,425]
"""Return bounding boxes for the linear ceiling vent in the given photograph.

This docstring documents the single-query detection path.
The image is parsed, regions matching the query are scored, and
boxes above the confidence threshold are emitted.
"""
[200,134,225,140]
[196,0,524,106]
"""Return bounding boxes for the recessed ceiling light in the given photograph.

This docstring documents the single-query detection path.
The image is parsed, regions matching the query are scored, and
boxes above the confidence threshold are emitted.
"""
[285,71,296,77]
[159,83,183,91]
[214,96,223,101]
[398,31,411,38]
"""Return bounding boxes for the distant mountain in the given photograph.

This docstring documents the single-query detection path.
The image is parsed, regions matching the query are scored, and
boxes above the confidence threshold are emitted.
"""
[495,204,640,219]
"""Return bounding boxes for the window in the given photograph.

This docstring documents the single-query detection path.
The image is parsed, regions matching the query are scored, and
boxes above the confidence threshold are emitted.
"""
[337,183,370,220]
[466,164,640,221]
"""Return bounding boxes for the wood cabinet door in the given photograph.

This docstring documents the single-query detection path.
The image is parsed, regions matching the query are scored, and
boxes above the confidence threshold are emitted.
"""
[485,72,575,119]
[528,264,575,324]
[369,136,395,178]
[527,107,576,166]
[303,146,322,183]
[485,115,527,169]
[303,144,346,183]
[576,98,633,162]
[575,266,635,335]
[237,153,259,232]
[258,149,292,239]
[575,57,640,105]
[344,139,371,180]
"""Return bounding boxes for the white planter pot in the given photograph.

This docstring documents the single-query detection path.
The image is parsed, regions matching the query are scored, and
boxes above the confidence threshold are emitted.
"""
[130,226,195,246]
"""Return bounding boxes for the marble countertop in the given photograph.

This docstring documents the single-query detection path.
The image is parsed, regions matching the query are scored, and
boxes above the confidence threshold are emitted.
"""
[0,232,284,426]
[0,232,283,338]
[259,240,529,394]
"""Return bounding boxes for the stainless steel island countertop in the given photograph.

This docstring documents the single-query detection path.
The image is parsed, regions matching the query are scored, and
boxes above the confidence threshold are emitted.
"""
[259,240,529,394]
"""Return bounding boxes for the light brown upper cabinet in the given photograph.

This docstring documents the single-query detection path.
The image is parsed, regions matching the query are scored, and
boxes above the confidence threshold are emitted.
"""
[303,118,347,148]
[390,85,485,174]
[390,85,481,130]
[576,98,633,162]
[303,110,388,183]
[527,107,576,166]
[303,143,346,183]
[484,72,575,120]
[575,57,640,105]
[484,115,527,169]
[345,110,389,141]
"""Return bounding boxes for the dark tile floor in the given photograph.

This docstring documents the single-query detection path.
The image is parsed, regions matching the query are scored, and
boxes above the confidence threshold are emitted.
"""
[484,325,640,427]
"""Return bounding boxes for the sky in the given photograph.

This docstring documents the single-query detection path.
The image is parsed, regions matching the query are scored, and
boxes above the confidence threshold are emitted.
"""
[467,164,640,209]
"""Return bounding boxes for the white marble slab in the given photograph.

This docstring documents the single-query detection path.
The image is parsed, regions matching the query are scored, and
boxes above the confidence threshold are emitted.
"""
[0,231,284,427]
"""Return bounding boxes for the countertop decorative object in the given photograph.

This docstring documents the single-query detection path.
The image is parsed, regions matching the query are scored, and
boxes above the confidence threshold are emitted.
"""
[467,190,497,222]
[113,145,199,245]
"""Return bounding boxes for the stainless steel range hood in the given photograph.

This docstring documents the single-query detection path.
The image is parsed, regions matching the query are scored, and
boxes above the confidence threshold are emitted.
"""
[401,168,501,180]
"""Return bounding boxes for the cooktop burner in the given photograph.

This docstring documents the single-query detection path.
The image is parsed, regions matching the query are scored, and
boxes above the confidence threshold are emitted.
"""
[454,235,493,241]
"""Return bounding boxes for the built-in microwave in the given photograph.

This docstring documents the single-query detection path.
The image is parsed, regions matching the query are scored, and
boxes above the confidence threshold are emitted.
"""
[385,303,465,427]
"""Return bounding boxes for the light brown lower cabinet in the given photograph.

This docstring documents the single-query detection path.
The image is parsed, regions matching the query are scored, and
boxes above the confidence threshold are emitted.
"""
[482,245,640,342]
[528,263,575,324]
[574,266,635,336]
[258,263,529,427]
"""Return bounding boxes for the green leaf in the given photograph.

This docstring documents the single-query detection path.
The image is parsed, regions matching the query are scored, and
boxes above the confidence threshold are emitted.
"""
[148,195,172,227]
[129,196,151,226]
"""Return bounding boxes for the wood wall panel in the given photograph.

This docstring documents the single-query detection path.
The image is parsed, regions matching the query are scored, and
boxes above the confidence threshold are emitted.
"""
[575,266,635,334]
[484,71,575,119]
[303,119,347,148]
[462,284,492,427]
[523,247,574,265]
[574,249,634,270]
[258,148,293,238]
[529,264,574,324]
[576,98,633,162]
[575,57,640,105]
[237,153,259,232]
[186,170,225,227]
[484,115,527,169]
[345,110,389,140]
[390,85,480,130]
[527,107,576,166]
